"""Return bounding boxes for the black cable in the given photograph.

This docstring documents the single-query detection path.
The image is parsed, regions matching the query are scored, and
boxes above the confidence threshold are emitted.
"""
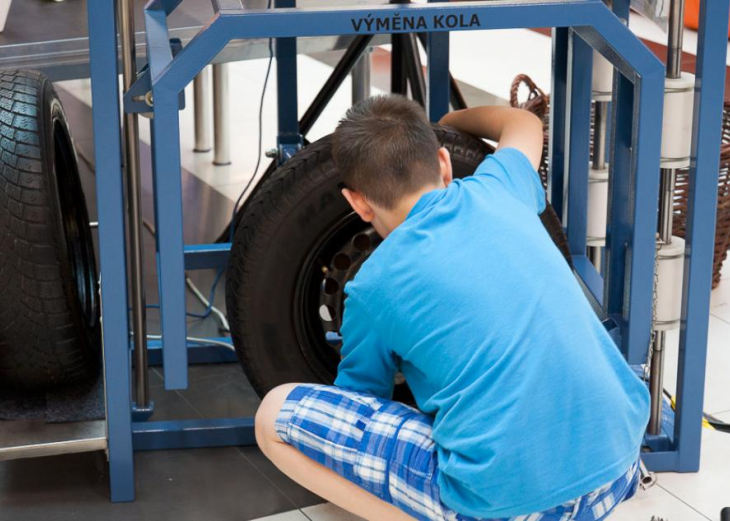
[228,0,275,244]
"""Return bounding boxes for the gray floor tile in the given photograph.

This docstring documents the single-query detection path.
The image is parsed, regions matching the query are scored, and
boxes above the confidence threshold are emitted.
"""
[0,448,298,521]
[238,446,324,509]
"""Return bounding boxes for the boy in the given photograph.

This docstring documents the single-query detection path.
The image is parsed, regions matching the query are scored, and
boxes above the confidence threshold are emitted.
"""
[255,95,650,521]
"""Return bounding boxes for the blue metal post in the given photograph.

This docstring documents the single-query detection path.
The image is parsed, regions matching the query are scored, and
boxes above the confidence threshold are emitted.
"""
[549,27,569,218]
[87,0,135,502]
[146,4,188,390]
[604,72,633,345]
[426,0,449,123]
[565,30,593,257]
[276,0,303,162]
[674,0,730,472]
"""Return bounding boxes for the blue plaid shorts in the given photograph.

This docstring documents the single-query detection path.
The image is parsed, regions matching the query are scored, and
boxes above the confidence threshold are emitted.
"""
[275,384,640,521]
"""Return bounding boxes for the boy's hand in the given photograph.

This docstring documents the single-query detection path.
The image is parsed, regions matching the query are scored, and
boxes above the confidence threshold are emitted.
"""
[438,106,544,171]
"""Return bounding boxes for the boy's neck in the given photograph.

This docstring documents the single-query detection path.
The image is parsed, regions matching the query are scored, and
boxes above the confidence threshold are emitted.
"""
[378,182,444,236]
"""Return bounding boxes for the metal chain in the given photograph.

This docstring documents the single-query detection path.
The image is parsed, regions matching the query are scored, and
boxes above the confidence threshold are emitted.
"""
[644,235,663,381]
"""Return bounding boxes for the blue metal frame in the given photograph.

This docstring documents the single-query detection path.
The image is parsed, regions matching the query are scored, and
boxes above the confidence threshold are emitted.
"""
[85,0,729,502]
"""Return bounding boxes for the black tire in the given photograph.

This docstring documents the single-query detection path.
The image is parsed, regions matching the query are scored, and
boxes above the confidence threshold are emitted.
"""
[0,70,100,390]
[226,125,569,398]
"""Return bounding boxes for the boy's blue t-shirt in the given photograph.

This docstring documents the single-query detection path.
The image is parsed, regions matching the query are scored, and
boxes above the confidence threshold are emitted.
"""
[334,148,650,518]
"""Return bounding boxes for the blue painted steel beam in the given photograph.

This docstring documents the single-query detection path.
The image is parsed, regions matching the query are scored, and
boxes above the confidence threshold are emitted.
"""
[674,0,730,472]
[151,2,660,103]
[145,9,231,390]
[184,243,231,270]
[145,339,239,366]
[549,27,569,218]
[133,418,256,451]
[572,254,603,304]
[426,0,450,122]
[144,5,175,82]
[427,31,450,122]
[87,0,135,503]
[276,0,302,163]
[565,30,593,257]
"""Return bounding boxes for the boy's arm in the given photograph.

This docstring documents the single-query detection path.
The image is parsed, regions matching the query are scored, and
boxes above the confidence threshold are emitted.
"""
[334,294,398,399]
[438,106,544,170]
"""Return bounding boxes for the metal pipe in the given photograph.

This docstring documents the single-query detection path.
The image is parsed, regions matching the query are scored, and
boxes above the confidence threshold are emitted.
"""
[592,101,609,170]
[659,169,676,243]
[402,33,427,107]
[213,63,232,166]
[667,0,686,80]
[351,48,371,105]
[118,0,149,409]
[648,331,667,434]
[193,67,212,153]
[648,0,685,436]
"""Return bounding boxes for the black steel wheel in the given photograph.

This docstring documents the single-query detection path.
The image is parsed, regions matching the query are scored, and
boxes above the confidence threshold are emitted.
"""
[226,125,569,398]
[0,70,100,390]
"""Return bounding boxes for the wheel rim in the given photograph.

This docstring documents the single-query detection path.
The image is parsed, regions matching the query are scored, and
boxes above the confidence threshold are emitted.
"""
[293,212,381,382]
[53,119,98,329]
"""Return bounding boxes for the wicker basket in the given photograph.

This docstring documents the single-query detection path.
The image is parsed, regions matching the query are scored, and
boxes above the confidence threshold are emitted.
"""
[510,74,730,288]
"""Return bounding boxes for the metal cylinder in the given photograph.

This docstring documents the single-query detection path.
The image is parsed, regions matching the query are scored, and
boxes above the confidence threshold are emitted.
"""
[592,101,609,170]
[659,169,676,244]
[667,0,686,80]
[351,49,372,105]
[193,67,212,153]
[588,100,610,270]
[118,0,149,408]
[648,331,667,435]
[213,63,231,166]
[649,0,686,436]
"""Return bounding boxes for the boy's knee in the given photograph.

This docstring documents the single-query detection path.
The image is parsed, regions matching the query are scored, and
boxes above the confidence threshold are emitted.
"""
[255,383,300,450]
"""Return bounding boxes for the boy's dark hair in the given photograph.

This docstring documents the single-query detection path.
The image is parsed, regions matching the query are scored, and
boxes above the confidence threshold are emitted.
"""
[332,95,441,209]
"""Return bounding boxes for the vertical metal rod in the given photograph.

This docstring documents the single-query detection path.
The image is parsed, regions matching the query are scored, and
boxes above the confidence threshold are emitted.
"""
[118,0,149,409]
[213,63,231,166]
[649,0,686,436]
[193,67,212,153]
[648,331,667,434]
[592,101,609,170]
[351,48,371,105]
[667,0,686,80]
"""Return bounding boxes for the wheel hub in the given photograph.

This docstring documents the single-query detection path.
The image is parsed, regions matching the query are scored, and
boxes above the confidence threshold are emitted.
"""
[318,226,382,349]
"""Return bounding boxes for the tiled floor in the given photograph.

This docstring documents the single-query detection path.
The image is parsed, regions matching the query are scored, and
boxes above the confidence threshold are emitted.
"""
[3,15,730,521]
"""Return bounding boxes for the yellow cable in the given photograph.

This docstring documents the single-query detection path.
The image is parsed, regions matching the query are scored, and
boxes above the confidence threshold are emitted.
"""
[668,395,715,430]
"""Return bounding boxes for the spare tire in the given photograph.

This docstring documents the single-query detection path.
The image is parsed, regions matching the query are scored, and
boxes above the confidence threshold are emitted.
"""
[0,70,100,390]
[226,125,570,398]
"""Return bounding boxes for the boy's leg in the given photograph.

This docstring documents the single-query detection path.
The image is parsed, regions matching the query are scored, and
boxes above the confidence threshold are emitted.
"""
[255,384,416,521]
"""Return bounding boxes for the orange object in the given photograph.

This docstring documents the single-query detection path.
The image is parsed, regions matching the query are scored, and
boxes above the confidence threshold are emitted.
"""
[685,0,730,38]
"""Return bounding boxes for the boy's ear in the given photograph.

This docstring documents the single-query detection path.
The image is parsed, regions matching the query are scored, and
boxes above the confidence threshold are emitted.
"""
[438,147,453,187]
[342,188,376,223]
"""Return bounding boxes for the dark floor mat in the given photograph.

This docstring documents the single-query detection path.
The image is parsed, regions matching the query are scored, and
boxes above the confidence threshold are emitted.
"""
[0,372,104,423]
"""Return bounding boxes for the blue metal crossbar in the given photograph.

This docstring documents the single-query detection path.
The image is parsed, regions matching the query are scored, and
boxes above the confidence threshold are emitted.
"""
[85,0,729,502]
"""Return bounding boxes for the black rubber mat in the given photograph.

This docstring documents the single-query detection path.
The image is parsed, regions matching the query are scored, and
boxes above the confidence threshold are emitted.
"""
[0,372,104,423]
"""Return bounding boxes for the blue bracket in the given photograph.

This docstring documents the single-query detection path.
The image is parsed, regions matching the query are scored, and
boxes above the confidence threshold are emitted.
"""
[278,136,304,164]
[123,39,186,115]
[131,401,156,422]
